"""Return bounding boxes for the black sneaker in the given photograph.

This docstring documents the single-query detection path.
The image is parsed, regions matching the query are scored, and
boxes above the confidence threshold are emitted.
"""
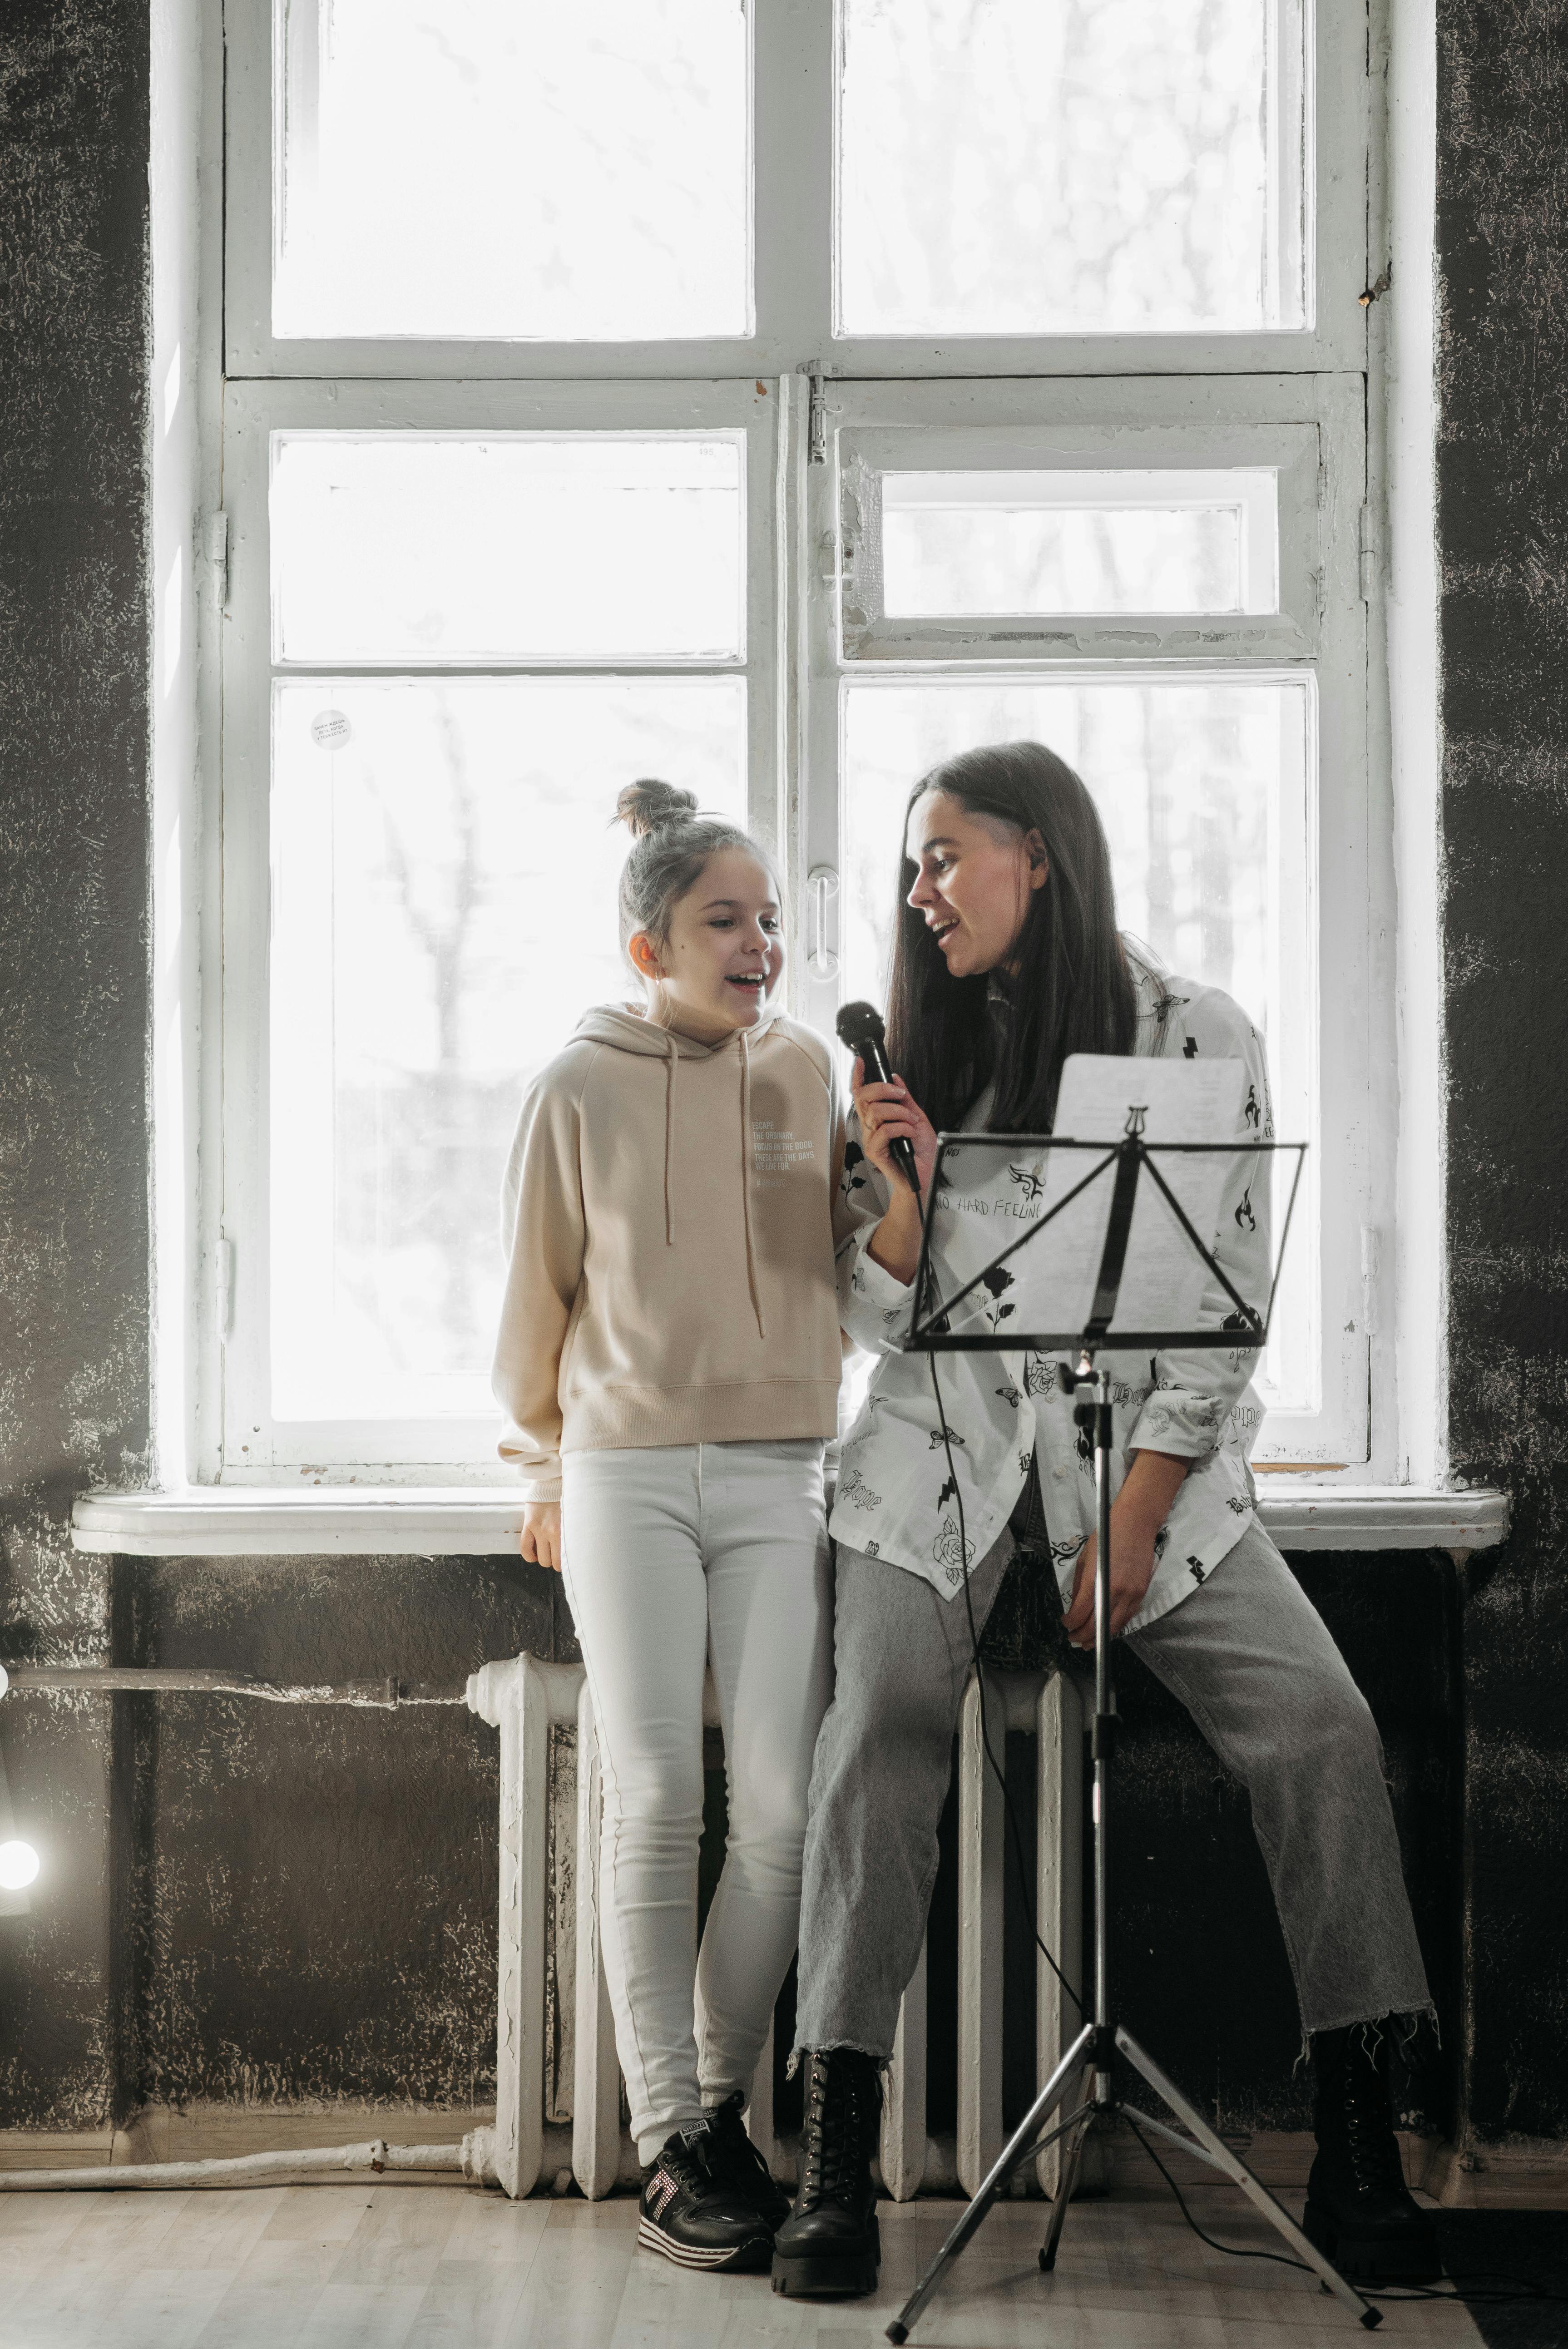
[638,2120,774,2274]
[771,2047,883,2298]
[703,2090,791,2231]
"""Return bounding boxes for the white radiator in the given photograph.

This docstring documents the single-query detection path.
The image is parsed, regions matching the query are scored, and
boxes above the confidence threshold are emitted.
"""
[466,1654,1083,2201]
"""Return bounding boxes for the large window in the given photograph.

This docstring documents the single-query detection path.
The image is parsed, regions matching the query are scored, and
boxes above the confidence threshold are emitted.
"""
[213,0,1378,1480]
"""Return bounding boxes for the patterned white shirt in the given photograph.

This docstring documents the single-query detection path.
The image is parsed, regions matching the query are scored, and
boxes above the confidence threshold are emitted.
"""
[830,945,1276,1635]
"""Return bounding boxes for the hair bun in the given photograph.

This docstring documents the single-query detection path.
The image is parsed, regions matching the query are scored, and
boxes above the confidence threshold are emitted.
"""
[615,778,700,838]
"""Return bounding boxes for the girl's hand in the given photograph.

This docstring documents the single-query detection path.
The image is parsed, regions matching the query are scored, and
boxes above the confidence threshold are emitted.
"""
[851,1059,940,1196]
[520,1503,562,1574]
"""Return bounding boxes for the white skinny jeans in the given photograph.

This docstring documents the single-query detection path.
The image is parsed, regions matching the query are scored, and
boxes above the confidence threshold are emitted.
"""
[560,1439,833,2164]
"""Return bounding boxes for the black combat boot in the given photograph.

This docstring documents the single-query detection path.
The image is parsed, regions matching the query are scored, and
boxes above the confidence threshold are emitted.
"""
[771,2047,883,2298]
[638,2117,774,2273]
[1303,2020,1443,2284]
[703,2089,791,2231]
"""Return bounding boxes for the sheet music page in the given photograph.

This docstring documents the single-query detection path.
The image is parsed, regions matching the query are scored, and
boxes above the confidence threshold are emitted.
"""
[930,1054,1246,1343]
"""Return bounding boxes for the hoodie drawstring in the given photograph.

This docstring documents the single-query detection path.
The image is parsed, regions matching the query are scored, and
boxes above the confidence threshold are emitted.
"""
[663,1031,678,1245]
[739,1031,766,1338]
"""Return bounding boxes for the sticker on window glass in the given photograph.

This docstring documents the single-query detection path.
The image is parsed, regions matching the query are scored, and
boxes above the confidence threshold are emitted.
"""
[310,709,353,751]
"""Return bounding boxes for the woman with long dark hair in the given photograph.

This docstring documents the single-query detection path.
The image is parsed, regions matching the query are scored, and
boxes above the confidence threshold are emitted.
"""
[770,743,1439,2301]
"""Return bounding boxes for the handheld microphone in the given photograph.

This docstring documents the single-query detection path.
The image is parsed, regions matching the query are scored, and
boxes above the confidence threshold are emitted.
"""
[836,1000,921,1195]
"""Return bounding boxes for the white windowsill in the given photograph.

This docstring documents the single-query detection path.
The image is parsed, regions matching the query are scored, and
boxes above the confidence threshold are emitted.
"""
[70,1482,1510,1558]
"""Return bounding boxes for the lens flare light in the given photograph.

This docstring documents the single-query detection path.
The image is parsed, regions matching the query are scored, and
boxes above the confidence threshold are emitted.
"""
[0,1842,40,1892]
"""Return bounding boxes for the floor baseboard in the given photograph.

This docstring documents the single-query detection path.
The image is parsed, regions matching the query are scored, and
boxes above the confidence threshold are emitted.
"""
[0,2102,495,2175]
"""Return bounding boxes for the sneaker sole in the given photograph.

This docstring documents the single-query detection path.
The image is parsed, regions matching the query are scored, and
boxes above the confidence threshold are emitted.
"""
[1301,2198,1444,2285]
[637,2216,772,2274]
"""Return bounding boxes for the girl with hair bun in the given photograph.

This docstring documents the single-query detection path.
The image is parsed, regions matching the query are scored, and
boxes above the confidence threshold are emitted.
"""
[492,779,863,2274]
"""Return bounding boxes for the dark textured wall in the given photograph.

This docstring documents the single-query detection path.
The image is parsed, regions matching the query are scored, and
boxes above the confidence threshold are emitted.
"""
[0,0,153,2126]
[117,1556,569,2112]
[1436,2,1568,2143]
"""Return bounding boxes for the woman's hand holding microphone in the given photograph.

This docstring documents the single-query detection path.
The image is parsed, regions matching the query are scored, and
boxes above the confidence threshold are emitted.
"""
[853,1060,940,1288]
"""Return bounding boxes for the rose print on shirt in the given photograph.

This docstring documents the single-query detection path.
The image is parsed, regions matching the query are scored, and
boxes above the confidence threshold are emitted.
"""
[933,1515,975,1582]
[979,1262,1016,1330]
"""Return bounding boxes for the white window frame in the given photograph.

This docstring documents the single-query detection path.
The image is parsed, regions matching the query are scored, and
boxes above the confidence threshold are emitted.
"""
[198,0,1388,1485]
[227,0,1370,383]
[796,375,1370,1465]
[217,377,784,1478]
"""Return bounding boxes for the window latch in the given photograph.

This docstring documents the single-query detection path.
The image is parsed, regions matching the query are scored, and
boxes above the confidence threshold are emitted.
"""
[215,1236,236,1344]
[207,510,230,612]
[807,366,828,466]
[1358,504,1380,602]
[807,864,840,978]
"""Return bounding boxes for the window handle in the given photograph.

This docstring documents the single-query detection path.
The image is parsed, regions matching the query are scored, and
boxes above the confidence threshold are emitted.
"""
[808,864,840,979]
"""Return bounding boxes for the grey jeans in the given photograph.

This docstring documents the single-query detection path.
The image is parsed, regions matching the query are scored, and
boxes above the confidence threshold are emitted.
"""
[792,1516,1433,2057]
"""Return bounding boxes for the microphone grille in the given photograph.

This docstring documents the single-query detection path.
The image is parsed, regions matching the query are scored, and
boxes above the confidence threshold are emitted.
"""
[835,999,885,1050]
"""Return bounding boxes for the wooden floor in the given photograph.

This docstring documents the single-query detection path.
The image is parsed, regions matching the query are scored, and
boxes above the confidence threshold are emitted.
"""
[0,2181,1483,2348]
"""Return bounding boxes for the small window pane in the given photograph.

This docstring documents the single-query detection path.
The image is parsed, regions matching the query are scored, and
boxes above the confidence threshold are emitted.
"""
[271,435,746,664]
[839,0,1308,335]
[269,676,747,1421]
[841,678,1312,1411]
[880,471,1279,617]
[274,0,750,340]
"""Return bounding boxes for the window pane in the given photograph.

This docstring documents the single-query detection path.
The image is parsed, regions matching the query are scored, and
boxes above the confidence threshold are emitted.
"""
[880,471,1280,616]
[839,0,1308,335]
[840,679,1313,1410]
[269,677,747,1421]
[274,0,750,340]
[272,435,746,663]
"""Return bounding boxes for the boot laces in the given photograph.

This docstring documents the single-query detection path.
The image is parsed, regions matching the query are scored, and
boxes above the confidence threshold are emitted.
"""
[801,2056,877,2208]
[1334,2030,1408,2196]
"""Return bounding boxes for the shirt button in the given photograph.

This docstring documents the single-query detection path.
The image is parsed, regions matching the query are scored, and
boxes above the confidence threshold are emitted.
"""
[1053,1465,1067,1480]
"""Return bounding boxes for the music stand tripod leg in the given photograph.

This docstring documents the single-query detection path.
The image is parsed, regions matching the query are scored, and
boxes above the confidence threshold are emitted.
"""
[885,2020,1095,2346]
[1116,2030,1381,2329]
[1038,2064,1098,2273]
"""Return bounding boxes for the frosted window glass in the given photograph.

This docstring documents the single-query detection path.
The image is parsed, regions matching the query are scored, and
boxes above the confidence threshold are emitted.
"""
[269,677,747,1420]
[272,435,745,663]
[840,679,1312,1407]
[274,0,750,340]
[880,471,1279,617]
[839,0,1308,335]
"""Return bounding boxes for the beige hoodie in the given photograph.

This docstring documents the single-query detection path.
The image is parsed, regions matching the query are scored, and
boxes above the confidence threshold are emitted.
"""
[492,1004,852,1500]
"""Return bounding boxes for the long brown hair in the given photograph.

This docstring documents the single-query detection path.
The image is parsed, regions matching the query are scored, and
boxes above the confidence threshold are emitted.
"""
[886,742,1137,1133]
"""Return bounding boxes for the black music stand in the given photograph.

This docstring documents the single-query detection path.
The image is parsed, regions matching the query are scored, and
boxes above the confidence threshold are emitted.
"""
[882,1109,1381,2339]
